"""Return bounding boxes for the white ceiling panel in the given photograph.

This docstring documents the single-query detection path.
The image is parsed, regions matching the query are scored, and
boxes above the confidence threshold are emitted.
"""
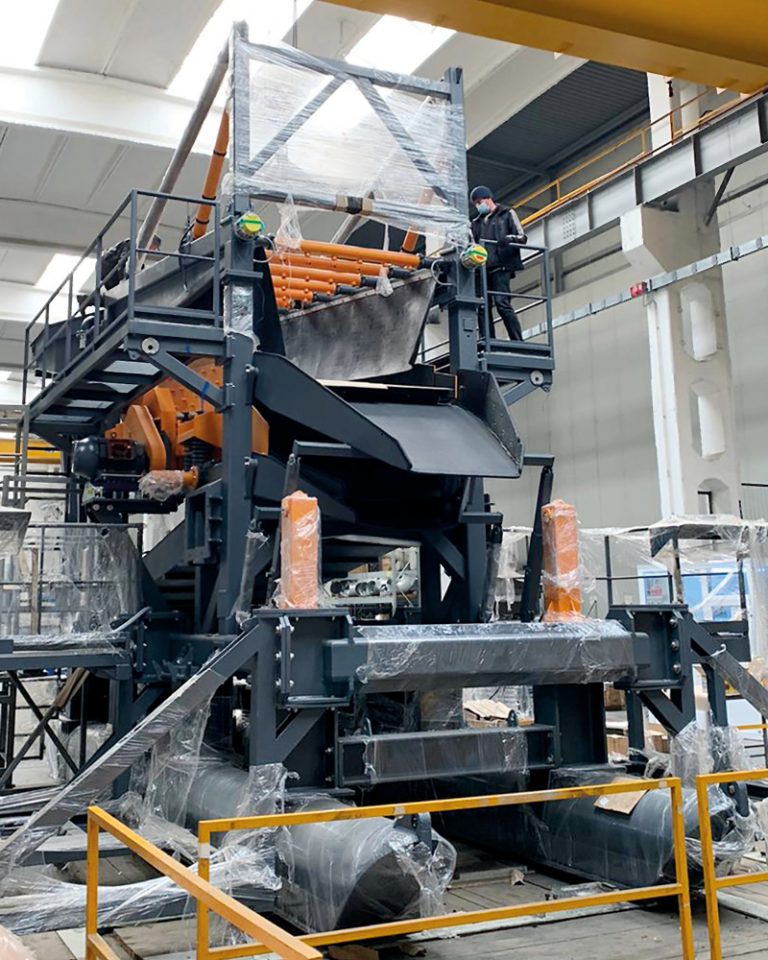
[101,0,222,87]
[38,0,220,87]
[35,136,124,209]
[0,247,52,285]
[84,144,169,214]
[293,1,377,58]
[0,127,65,200]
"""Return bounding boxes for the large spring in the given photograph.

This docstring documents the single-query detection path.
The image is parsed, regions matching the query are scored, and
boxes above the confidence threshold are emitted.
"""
[183,438,210,469]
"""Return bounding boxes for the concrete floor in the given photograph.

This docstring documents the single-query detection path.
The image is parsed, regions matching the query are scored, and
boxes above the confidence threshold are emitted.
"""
[19,854,768,960]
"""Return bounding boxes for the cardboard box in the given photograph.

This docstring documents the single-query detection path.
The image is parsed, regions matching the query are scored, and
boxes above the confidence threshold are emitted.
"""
[604,686,626,710]
[607,733,629,758]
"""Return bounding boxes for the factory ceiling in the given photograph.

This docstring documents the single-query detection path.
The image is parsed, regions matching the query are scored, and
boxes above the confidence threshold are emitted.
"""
[0,0,643,387]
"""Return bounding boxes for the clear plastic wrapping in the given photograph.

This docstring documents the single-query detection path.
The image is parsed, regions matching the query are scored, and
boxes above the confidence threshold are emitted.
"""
[0,510,31,555]
[275,491,321,609]
[491,528,530,616]
[0,523,140,642]
[227,40,470,245]
[541,500,583,622]
[0,923,35,960]
[578,517,768,665]
[360,725,529,784]
[643,717,758,875]
[0,715,285,937]
[354,619,637,688]
[275,797,456,931]
[138,469,189,502]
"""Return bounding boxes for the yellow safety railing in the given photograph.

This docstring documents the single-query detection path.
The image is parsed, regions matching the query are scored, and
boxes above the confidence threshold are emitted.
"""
[517,84,767,229]
[696,766,768,960]
[198,778,695,960]
[85,806,322,960]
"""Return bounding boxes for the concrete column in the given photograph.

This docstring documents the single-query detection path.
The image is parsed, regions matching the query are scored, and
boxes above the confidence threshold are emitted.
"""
[647,73,678,151]
[621,184,740,516]
[647,75,707,150]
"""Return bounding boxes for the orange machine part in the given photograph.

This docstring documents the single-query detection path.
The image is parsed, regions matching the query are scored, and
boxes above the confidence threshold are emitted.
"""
[541,499,584,622]
[298,239,420,269]
[192,110,229,240]
[108,356,268,465]
[273,277,337,295]
[270,264,362,286]
[278,490,320,609]
[109,404,167,471]
[279,252,391,278]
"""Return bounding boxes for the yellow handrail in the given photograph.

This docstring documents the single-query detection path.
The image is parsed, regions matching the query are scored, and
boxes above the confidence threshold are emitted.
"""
[85,806,322,960]
[696,765,768,960]
[518,84,767,228]
[198,778,695,960]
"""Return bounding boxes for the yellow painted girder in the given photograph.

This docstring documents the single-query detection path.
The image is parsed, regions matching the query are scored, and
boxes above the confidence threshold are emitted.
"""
[327,0,768,91]
[0,438,60,465]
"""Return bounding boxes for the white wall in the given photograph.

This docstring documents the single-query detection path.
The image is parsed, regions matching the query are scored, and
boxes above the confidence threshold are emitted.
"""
[489,154,768,530]
[489,251,660,528]
[716,157,768,486]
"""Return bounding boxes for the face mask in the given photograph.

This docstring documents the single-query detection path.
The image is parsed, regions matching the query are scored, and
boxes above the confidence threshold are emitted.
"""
[476,202,491,215]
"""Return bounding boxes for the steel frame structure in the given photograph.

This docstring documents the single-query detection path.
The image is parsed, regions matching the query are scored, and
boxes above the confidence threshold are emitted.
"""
[0,24,759,913]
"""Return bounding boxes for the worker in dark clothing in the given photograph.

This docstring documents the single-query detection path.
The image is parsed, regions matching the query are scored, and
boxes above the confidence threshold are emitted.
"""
[470,186,526,341]
[102,234,162,290]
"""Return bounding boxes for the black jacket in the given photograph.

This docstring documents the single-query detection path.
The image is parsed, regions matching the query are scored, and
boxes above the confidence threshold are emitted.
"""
[471,204,526,274]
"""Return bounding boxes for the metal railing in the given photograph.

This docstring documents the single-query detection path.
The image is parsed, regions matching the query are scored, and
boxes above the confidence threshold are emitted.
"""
[515,84,767,228]
[21,188,222,404]
[421,241,553,368]
[696,766,768,960]
[86,805,320,960]
[198,778,694,960]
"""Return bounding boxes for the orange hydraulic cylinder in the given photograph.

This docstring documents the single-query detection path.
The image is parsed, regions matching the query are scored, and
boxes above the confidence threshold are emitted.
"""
[192,110,229,240]
[273,278,337,295]
[278,252,392,278]
[541,499,583,622]
[278,490,320,609]
[298,239,420,269]
[270,264,362,286]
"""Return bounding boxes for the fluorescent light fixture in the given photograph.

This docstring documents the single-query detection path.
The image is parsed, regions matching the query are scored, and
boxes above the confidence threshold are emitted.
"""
[169,0,313,98]
[346,15,454,74]
[0,0,60,68]
[36,254,96,294]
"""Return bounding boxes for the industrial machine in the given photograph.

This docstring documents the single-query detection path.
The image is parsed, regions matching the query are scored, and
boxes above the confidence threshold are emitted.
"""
[0,24,764,935]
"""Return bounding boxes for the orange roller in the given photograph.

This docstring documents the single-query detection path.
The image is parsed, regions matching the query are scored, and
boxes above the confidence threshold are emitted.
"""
[270,264,362,286]
[279,252,391,278]
[273,278,337,295]
[276,290,315,308]
[278,490,320,609]
[541,499,584,622]
[298,239,420,269]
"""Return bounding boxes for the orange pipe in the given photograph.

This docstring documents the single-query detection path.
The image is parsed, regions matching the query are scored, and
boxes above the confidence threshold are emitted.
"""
[273,278,337,295]
[402,187,434,253]
[192,110,229,240]
[270,264,361,286]
[277,290,316,305]
[541,499,583,622]
[279,252,390,278]
[278,490,320,609]
[298,239,420,269]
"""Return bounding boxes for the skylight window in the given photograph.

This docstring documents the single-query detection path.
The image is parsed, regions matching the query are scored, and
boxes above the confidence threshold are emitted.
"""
[169,0,313,99]
[36,254,96,294]
[0,0,60,68]
[346,15,454,74]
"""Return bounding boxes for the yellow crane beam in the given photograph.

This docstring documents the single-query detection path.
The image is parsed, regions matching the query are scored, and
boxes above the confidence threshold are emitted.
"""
[0,438,60,466]
[327,0,768,92]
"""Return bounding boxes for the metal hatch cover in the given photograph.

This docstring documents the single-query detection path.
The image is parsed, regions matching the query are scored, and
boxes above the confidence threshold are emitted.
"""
[280,271,435,382]
[351,401,521,477]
